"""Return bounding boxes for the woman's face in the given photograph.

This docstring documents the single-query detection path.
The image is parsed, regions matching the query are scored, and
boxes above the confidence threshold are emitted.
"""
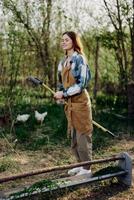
[61,34,73,51]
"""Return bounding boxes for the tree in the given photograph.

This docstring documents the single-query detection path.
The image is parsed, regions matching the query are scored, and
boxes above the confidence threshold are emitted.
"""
[103,0,134,116]
[2,0,53,83]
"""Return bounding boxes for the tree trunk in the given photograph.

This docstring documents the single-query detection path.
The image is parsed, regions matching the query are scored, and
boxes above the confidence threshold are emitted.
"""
[103,0,128,93]
[127,0,134,118]
[131,0,134,80]
[93,37,99,99]
[127,81,134,118]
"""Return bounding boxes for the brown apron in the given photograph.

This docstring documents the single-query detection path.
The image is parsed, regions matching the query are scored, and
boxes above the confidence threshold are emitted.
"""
[61,63,93,135]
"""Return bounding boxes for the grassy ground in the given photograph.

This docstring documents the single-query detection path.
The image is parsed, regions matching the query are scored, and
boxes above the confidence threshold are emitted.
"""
[0,134,134,199]
[0,91,134,199]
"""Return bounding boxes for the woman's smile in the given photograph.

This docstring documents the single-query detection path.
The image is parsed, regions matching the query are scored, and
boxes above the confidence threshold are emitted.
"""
[61,34,73,50]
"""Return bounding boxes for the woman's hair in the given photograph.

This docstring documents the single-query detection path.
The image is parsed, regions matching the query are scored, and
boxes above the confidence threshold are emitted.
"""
[62,31,84,55]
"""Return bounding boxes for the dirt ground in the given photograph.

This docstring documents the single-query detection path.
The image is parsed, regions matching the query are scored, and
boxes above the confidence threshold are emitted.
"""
[0,136,134,200]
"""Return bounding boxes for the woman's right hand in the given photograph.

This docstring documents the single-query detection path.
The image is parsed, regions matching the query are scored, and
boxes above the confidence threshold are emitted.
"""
[54,91,64,100]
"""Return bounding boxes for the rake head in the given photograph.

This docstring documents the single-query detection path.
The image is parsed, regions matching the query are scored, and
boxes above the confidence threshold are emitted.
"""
[27,76,43,86]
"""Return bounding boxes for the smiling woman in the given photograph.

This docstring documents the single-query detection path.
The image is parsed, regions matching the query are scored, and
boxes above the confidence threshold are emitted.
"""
[61,34,73,51]
[54,31,93,176]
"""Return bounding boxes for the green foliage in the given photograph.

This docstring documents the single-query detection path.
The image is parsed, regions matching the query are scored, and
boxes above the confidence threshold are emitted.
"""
[9,179,59,199]
[1,80,133,153]
[96,93,117,108]
[100,31,117,49]
[93,129,111,151]
[8,101,67,149]
[92,105,130,151]
[93,165,122,177]
[95,93,127,112]
[15,123,34,143]
[100,31,128,50]
[92,91,131,150]
[0,157,18,172]
[0,85,132,152]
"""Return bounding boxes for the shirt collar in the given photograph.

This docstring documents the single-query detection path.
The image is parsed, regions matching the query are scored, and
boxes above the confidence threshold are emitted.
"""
[65,51,78,59]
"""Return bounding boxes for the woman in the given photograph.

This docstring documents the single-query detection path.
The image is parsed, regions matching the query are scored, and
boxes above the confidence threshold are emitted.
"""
[54,31,93,176]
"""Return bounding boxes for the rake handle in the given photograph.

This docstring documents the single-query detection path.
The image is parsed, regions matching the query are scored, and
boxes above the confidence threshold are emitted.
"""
[28,76,117,137]
[42,82,116,137]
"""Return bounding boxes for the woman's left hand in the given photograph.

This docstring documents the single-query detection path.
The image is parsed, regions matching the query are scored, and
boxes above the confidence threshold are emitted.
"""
[54,91,64,99]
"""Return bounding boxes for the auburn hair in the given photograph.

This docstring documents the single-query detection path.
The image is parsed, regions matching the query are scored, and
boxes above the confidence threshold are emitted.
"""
[62,31,84,55]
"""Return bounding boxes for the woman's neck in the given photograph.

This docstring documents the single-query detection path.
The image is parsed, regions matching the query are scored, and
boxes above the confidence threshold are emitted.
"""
[66,49,74,57]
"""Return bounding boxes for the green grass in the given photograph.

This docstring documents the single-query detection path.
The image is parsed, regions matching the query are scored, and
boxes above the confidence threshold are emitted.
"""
[0,157,19,172]
[0,101,67,150]
[0,86,133,152]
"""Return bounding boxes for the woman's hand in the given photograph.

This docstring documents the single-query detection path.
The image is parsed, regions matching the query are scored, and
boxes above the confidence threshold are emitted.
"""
[54,91,64,99]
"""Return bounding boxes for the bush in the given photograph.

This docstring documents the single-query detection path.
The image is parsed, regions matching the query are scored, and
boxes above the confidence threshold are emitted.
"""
[96,93,127,112]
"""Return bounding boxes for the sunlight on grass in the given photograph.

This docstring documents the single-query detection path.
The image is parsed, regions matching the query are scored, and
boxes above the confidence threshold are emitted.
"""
[0,157,19,173]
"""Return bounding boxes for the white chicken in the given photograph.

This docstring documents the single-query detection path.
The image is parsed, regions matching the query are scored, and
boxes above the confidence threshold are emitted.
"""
[16,114,30,122]
[35,111,47,124]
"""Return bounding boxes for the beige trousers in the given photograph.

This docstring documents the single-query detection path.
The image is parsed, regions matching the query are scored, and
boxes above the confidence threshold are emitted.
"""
[71,129,92,170]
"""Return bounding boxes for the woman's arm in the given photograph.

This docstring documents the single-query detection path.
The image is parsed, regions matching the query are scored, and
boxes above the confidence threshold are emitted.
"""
[54,61,64,100]
[63,55,91,97]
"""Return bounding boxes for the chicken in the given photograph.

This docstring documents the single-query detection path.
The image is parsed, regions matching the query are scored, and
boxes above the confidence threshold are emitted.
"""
[16,114,30,122]
[35,111,47,124]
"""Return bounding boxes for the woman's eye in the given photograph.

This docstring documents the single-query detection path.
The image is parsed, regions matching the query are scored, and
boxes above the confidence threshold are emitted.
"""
[61,39,69,43]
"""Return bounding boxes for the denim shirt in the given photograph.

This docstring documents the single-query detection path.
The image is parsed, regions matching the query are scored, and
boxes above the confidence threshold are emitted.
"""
[58,51,91,97]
